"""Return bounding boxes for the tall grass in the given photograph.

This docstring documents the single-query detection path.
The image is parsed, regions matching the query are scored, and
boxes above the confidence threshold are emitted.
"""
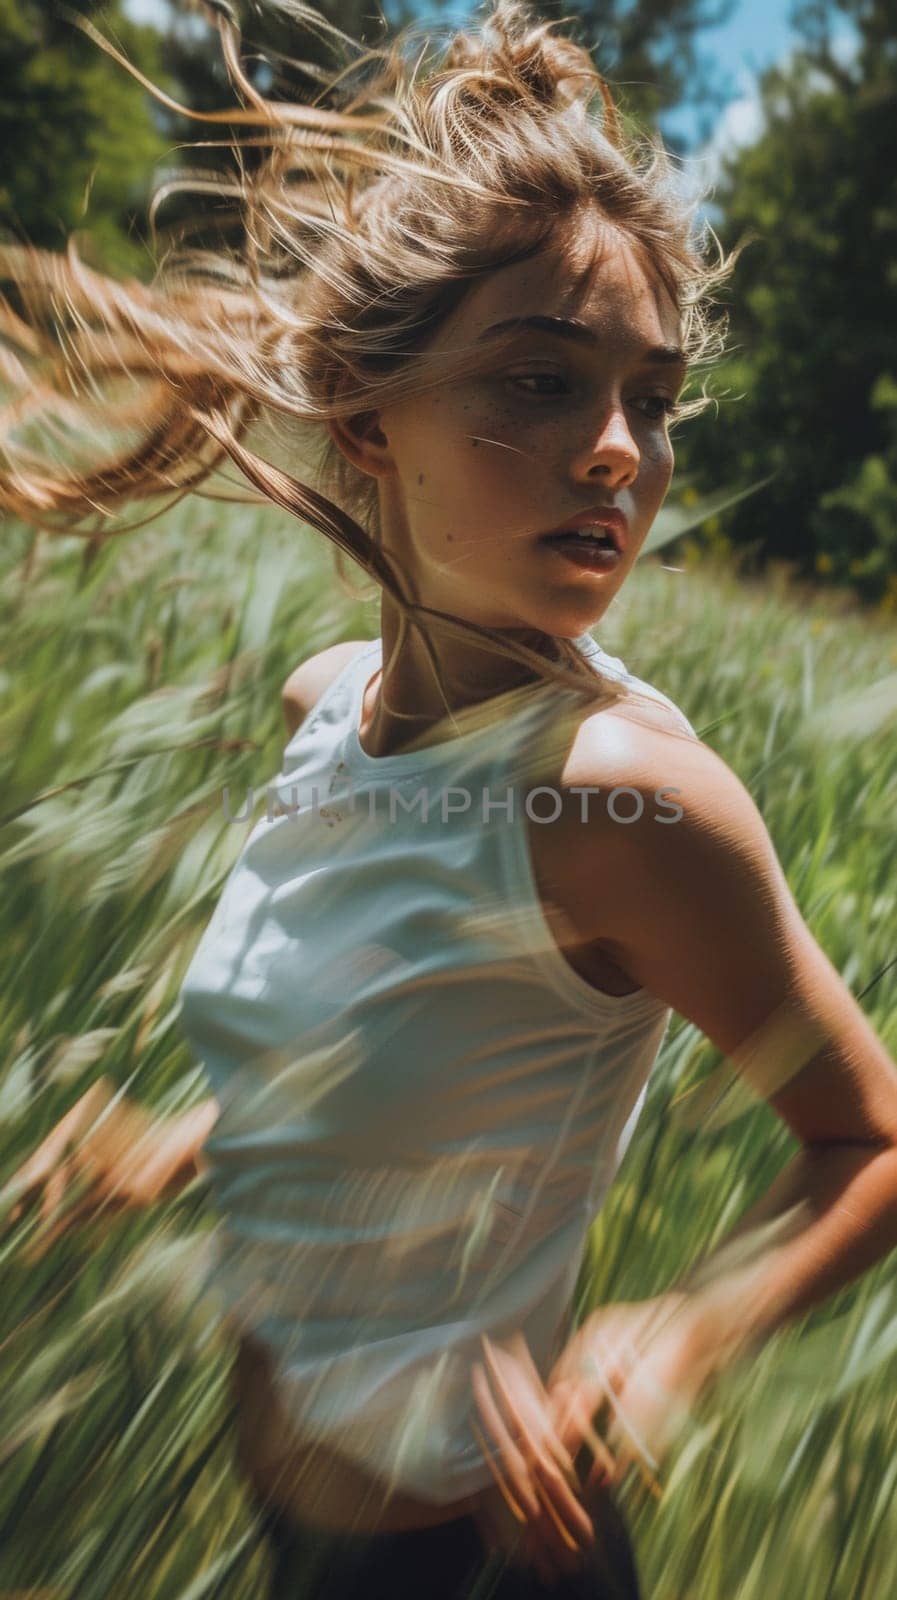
[1,500,895,1598]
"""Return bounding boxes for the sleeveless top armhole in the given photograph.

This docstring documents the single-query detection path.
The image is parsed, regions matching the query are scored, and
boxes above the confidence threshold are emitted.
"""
[282,638,379,762]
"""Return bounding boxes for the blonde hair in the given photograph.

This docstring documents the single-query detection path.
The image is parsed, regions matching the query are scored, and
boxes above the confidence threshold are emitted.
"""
[0,0,747,722]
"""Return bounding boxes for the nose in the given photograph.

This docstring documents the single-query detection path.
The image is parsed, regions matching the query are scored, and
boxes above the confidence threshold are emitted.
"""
[572,403,639,490]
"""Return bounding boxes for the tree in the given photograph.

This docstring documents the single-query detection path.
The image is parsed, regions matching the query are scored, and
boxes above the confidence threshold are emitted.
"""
[0,0,172,275]
[673,0,897,605]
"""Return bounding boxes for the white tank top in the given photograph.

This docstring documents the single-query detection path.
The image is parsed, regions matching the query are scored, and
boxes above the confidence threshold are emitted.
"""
[177,630,697,1506]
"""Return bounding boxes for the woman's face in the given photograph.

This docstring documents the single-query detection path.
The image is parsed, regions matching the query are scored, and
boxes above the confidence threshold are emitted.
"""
[356,216,686,641]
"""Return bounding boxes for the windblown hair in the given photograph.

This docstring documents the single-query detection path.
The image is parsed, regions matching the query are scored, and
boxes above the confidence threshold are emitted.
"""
[0,0,746,720]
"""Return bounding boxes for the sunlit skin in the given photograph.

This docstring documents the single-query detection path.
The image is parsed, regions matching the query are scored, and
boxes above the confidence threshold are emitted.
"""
[327,208,687,757]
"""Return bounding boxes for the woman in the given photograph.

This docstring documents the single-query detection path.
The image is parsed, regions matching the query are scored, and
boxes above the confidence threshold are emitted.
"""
[5,1,897,1595]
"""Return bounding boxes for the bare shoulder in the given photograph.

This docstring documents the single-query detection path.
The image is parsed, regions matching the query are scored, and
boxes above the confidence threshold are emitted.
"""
[567,703,782,935]
[564,686,708,810]
[282,639,370,735]
[564,706,795,1022]
[566,710,897,1152]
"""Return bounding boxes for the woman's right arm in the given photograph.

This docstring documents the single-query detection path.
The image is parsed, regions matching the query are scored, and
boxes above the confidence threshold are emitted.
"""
[5,648,362,1249]
[2,648,331,1246]
[2,1077,220,1255]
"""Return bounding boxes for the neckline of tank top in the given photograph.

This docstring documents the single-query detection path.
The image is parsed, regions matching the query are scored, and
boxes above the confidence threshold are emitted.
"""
[339,631,631,781]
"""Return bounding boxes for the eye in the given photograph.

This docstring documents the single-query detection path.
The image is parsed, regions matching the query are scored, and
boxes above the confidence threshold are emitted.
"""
[633,395,681,421]
[507,374,570,398]
[508,374,681,421]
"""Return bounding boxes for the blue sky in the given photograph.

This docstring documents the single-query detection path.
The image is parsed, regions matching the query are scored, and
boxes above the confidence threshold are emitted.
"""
[660,0,858,186]
[660,0,803,151]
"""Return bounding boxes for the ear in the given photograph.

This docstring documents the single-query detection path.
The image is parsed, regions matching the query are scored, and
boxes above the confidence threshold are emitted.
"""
[326,407,392,479]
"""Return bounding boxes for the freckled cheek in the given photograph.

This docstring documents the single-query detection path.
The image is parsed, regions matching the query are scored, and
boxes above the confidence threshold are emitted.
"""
[439,401,528,490]
[451,398,503,443]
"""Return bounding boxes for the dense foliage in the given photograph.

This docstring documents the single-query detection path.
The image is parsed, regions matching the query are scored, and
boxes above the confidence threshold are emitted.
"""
[675,0,897,607]
[0,0,170,274]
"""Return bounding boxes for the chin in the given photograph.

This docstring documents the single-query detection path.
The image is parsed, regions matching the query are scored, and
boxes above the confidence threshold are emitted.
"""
[493,620,583,644]
[461,593,612,642]
[545,603,613,639]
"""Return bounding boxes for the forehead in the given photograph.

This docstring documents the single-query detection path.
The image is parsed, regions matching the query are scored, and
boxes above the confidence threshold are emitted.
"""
[443,214,681,354]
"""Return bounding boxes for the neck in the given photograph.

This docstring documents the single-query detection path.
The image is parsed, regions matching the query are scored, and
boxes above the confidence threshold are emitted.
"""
[359,600,565,761]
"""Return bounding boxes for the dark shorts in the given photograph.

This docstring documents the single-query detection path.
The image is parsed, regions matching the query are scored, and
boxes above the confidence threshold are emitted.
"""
[255,1479,643,1600]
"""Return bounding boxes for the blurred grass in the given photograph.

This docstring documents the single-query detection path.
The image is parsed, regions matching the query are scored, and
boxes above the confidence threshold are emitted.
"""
[1,498,896,1597]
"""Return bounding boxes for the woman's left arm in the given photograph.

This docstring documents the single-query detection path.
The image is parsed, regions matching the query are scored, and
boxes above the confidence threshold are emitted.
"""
[580,732,897,1382]
[473,735,897,1564]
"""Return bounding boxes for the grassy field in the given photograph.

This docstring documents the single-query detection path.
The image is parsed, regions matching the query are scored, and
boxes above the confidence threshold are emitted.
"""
[1,498,896,1599]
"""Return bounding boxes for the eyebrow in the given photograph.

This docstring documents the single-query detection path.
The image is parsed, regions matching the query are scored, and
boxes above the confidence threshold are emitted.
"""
[475,314,687,369]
